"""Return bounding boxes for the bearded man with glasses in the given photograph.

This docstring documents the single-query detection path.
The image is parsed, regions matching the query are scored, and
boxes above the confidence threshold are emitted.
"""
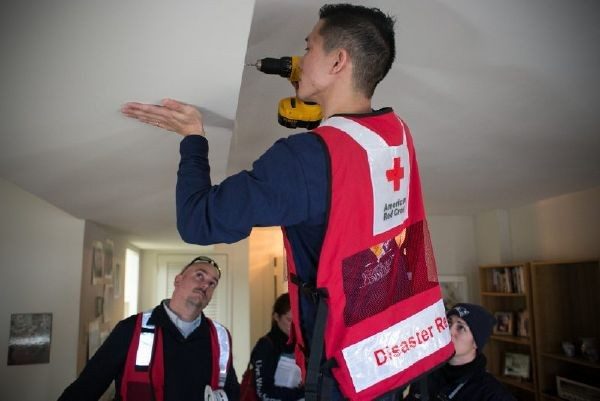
[58,256,238,401]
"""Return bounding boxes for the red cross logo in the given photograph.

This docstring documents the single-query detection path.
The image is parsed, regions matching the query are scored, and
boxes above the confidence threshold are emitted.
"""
[385,157,404,191]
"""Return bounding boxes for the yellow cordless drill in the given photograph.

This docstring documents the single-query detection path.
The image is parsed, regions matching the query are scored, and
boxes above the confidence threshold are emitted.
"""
[247,56,322,130]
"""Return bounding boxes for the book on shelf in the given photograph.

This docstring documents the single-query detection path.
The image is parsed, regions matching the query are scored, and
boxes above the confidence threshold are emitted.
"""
[511,267,520,293]
[517,309,529,337]
[512,266,525,293]
[492,269,501,292]
[503,267,513,293]
[491,266,525,293]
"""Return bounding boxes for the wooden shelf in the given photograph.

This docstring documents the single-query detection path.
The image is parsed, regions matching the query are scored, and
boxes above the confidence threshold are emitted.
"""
[498,376,536,392]
[491,335,532,345]
[540,352,600,369]
[539,393,562,401]
[530,259,600,401]
[481,292,527,297]
[480,263,528,269]
[480,260,600,401]
[479,264,537,401]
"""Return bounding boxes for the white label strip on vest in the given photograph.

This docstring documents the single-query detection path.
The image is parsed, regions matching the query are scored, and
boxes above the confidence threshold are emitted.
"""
[141,311,154,329]
[213,322,230,388]
[341,299,450,393]
[136,332,155,367]
[321,117,410,236]
[135,311,155,367]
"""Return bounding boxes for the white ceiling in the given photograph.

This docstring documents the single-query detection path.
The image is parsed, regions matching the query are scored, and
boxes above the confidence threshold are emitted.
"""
[1,0,599,250]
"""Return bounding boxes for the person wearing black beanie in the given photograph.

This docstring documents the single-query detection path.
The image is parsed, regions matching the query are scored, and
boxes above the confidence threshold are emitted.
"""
[404,303,516,401]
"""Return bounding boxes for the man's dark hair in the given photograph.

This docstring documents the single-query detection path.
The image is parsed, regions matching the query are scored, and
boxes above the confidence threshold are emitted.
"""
[319,4,396,98]
[272,293,291,317]
[180,255,221,279]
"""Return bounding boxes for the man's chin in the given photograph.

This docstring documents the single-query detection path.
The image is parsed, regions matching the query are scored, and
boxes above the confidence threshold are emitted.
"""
[187,296,207,309]
[297,91,316,103]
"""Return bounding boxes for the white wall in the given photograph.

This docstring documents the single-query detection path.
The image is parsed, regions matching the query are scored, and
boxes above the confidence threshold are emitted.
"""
[76,221,135,375]
[428,215,478,301]
[475,187,600,264]
[509,186,600,261]
[0,178,85,401]
[474,209,513,265]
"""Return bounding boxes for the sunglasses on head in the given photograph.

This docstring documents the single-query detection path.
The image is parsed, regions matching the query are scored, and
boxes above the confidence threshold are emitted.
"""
[188,256,221,279]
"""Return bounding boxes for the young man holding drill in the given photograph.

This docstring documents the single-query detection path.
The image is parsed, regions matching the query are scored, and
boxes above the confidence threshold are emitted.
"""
[123,4,452,400]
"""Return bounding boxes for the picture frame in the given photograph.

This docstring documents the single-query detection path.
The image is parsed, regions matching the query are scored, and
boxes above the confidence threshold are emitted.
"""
[104,239,114,279]
[494,311,514,335]
[113,263,121,299]
[438,275,468,310]
[503,352,530,379]
[7,313,52,365]
[92,240,104,285]
[95,296,104,318]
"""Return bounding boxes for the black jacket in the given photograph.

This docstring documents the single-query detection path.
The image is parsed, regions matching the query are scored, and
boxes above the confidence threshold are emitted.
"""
[58,303,239,401]
[404,354,516,401]
[250,325,304,401]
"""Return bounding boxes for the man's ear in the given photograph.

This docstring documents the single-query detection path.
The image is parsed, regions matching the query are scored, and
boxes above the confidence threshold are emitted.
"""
[173,274,182,287]
[331,48,349,74]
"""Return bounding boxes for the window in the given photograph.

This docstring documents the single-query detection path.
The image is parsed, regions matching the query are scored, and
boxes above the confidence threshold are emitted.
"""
[124,248,139,318]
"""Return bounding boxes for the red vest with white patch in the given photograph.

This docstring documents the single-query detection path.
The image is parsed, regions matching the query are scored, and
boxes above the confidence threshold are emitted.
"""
[284,111,454,400]
[119,310,231,401]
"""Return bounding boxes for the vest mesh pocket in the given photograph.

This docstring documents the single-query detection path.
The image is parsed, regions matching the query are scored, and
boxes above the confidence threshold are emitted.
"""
[342,220,438,326]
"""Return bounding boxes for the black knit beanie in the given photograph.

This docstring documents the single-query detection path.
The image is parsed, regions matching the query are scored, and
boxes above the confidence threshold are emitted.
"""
[447,303,496,352]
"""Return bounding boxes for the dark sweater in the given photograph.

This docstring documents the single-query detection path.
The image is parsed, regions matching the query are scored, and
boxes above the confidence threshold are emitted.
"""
[250,325,304,401]
[405,354,516,401]
[57,304,239,401]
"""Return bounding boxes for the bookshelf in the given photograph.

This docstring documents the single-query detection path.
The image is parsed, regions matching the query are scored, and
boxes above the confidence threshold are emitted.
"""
[530,260,600,401]
[479,263,537,401]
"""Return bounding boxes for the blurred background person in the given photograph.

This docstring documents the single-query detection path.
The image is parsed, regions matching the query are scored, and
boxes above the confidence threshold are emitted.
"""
[404,303,515,401]
[246,293,304,401]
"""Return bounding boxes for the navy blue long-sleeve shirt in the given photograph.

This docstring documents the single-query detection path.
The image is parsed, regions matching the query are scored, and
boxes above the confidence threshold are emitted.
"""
[177,132,330,340]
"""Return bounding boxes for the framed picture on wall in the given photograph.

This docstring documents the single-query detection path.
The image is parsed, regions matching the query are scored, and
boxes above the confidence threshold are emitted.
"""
[104,239,114,279]
[7,313,52,365]
[494,311,514,335]
[92,240,104,285]
[438,275,468,310]
[113,263,121,299]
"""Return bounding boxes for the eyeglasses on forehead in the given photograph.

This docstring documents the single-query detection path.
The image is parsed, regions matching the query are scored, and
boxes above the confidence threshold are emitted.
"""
[188,256,221,278]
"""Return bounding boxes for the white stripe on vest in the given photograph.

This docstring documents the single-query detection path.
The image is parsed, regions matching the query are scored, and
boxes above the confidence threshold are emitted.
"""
[134,311,231,389]
[212,321,230,388]
[135,311,155,367]
[319,116,411,236]
[342,299,450,392]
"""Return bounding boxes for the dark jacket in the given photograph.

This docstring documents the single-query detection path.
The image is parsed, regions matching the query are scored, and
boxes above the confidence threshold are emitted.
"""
[57,303,239,401]
[404,354,516,401]
[250,325,304,401]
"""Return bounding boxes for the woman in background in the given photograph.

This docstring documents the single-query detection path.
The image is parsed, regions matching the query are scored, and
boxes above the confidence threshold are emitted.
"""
[250,293,304,401]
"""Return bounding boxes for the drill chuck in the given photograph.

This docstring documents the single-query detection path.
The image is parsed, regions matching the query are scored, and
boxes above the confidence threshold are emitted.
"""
[254,57,293,78]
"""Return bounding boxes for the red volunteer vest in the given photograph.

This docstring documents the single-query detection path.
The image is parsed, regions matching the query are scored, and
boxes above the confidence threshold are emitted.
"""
[283,111,454,400]
[120,310,231,401]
